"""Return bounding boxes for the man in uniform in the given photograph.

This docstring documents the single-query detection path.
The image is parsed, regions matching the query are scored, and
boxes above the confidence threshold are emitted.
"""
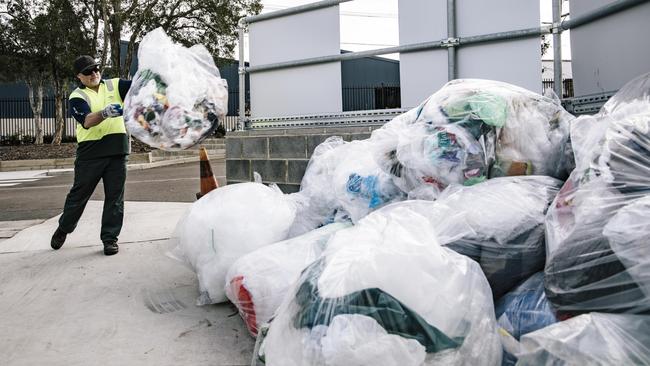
[50,55,132,256]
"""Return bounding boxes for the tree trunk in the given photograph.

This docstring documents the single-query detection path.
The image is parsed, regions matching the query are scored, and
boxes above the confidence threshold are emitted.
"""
[122,30,139,79]
[90,0,100,56]
[109,0,122,76]
[27,79,45,144]
[52,79,67,145]
[100,0,110,69]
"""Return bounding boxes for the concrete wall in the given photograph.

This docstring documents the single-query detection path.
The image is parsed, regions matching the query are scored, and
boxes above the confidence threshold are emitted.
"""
[398,0,541,108]
[570,0,650,96]
[225,126,377,193]
[248,6,342,118]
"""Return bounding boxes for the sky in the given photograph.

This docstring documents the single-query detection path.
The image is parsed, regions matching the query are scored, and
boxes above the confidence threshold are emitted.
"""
[235,0,572,62]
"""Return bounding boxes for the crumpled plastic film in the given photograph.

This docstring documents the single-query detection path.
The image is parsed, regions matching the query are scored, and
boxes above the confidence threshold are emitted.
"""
[370,79,573,198]
[225,222,351,337]
[172,183,296,304]
[124,28,228,150]
[260,205,501,366]
[495,272,557,366]
[516,313,650,366]
[544,72,650,318]
[385,177,560,298]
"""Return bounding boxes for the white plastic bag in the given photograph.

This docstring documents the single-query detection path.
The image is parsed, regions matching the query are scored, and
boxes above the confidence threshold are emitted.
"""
[172,183,296,304]
[225,222,350,336]
[124,28,228,150]
[261,204,501,366]
[517,313,650,365]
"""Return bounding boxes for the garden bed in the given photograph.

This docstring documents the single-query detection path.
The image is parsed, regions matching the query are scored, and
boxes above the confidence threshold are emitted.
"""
[0,139,153,161]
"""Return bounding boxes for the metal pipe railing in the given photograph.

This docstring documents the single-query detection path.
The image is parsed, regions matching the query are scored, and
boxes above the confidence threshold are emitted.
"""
[245,40,445,74]
[238,26,246,130]
[245,0,352,24]
[447,0,457,81]
[561,0,649,30]
[552,0,563,98]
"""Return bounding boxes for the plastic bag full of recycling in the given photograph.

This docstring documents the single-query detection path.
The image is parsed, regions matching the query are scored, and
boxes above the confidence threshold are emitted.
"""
[370,79,573,198]
[171,183,296,304]
[544,72,650,318]
[260,204,502,366]
[225,222,351,337]
[288,136,406,236]
[124,28,228,150]
[495,273,557,340]
[516,313,650,365]
[406,176,561,298]
[494,272,557,366]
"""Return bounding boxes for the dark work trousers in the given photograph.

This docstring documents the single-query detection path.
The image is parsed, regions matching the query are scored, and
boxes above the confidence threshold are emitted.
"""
[58,155,127,243]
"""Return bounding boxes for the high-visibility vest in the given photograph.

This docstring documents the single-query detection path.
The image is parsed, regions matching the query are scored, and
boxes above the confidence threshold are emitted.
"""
[69,78,126,143]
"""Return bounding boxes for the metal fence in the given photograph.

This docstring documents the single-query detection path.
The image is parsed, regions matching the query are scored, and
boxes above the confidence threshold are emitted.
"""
[0,97,75,137]
[542,78,574,98]
[343,85,401,111]
[0,97,240,138]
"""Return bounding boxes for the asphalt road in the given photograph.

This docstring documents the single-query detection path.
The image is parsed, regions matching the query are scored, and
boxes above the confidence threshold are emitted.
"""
[0,161,225,221]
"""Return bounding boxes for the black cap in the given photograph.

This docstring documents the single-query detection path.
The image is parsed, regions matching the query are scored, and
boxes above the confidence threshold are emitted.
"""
[74,55,99,74]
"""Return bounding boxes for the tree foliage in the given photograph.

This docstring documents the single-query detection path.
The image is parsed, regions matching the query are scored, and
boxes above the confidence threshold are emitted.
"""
[1,0,92,143]
[1,0,261,142]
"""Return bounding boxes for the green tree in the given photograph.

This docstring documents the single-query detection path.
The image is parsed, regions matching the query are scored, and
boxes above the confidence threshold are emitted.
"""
[108,0,262,78]
[1,0,92,144]
[0,0,49,143]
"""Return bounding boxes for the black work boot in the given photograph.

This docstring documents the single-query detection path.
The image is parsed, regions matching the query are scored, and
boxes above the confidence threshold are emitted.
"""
[51,228,68,250]
[103,241,119,256]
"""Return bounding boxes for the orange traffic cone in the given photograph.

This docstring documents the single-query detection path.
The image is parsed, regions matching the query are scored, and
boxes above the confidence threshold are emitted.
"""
[196,146,218,200]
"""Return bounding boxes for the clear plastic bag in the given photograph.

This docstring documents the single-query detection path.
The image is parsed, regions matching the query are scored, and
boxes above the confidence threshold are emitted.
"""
[124,28,228,150]
[517,313,650,365]
[225,222,350,337]
[171,183,296,304]
[370,79,573,198]
[289,137,406,236]
[259,204,502,366]
[495,273,557,340]
[544,72,650,318]
[495,272,557,366]
[386,176,560,298]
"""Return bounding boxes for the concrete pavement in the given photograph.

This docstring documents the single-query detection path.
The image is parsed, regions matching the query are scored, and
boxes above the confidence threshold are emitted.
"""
[0,200,256,365]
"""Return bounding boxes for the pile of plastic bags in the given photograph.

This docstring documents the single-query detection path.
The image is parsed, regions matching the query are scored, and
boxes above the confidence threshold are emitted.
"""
[168,72,650,365]
[370,79,574,199]
[544,72,650,318]
[289,79,574,234]
[124,28,228,150]
[225,222,351,336]
[260,205,501,366]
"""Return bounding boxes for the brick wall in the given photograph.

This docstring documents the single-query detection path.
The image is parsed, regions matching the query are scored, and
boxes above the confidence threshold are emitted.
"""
[225,126,378,193]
